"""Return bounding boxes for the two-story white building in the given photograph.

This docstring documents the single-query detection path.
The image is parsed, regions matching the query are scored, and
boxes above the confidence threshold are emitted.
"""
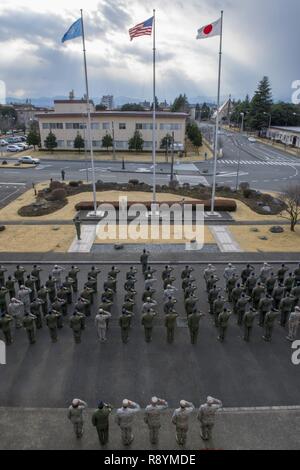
[36,99,188,151]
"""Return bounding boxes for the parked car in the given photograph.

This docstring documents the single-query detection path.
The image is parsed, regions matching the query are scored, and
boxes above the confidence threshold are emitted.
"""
[16,143,29,150]
[248,137,257,143]
[0,139,8,146]
[7,144,21,152]
[18,156,40,164]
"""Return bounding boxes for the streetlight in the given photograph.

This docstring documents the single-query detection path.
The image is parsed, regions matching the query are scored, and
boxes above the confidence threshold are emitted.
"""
[263,112,272,129]
[235,112,244,191]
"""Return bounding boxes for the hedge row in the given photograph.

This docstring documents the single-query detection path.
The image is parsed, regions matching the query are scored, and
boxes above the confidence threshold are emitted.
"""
[75,199,237,212]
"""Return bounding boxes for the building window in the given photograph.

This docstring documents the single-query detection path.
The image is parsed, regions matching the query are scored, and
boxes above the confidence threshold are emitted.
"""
[67,140,74,148]
[119,123,126,130]
[56,140,64,147]
[49,123,63,130]
[136,123,154,130]
[66,123,86,130]
[91,123,100,130]
[115,140,128,149]
[159,123,182,131]
[92,140,101,148]
[42,123,50,129]
[102,122,110,130]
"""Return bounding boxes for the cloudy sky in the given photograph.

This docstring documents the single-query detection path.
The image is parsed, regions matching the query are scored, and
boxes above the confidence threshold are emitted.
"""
[0,0,299,103]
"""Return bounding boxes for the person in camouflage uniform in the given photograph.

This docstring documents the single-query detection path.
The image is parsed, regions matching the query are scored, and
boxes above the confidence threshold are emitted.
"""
[23,312,37,344]
[0,265,7,288]
[172,400,195,446]
[92,401,113,445]
[119,308,133,344]
[263,309,280,342]
[252,282,265,310]
[273,283,285,310]
[218,308,232,342]
[258,294,273,327]
[245,272,258,297]
[68,265,80,293]
[140,249,150,273]
[67,398,88,438]
[0,286,9,313]
[31,265,42,291]
[243,308,259,342]
[279,292,295,327]
[141,308,157,343]
[70,311,85,343]
[30,298,44,329]
[213,295,225,327]
[187,309,205,344]
[144,397,168,445]
[197,396,223,441]
[45,275,56,303]
[0,311,13,345]
[265,272,277,296]
[45,310,60,342]
[25,274,37,302]
[5,275,16,300]
[236,293,251,325]
[164,310,179,343]
[241,264,255,285]
[277,264,289,284]
[14,265,26,288]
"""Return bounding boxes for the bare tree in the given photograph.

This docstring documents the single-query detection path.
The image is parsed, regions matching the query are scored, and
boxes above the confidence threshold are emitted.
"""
[279,183,300,232]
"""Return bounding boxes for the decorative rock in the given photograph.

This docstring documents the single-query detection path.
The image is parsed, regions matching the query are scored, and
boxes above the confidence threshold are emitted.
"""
[262,206,271,213]
[52,226,60,231]
[250,228,259,232]
[0,225,5,232]
[259,236,268,240]
[114,244,124,250]
[269,226,284,234]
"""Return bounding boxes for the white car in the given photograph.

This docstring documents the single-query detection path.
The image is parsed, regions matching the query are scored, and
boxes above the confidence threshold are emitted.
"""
[248,137,257,143]
[18,156,40,164]
[16,143,29,150]
[0,139,8,146]
[7,144,21,152]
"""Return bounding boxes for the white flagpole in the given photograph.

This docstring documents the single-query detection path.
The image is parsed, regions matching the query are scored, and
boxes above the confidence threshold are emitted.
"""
[80,9,97,215]
[152,9,157,205]
[210,10,223,215]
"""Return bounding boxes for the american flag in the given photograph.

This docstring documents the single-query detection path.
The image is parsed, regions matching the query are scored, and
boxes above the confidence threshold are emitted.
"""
[129,16,154,41]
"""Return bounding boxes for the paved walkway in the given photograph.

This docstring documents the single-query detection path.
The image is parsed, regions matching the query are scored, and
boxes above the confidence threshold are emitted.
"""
[0,407,299,450]
[68,225,97,253]
[209,226,242,252]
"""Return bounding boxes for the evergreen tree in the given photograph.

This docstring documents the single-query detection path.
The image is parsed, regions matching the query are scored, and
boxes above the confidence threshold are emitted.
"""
[248,76,273,130]
[186,123,202,147]
[171,94,189,113]
[195,103,201,120]
[121,103,145,111]
[200,103,211,120]
[128,130,144,152]
[44,131,57,153]
[74,133,85,153]
[160,133,173,154]
[102,133,113,150]
[27,129,40,150]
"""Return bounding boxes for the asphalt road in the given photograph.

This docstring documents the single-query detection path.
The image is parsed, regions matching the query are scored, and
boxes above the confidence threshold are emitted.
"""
[0,261,299,409]
[200,125,300,191]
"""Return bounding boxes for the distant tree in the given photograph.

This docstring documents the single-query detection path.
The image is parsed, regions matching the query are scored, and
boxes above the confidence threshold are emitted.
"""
[230,95,251,129]
[121,103,145,111]
[128,130,144,152]
[160,133,173,155]
[171,94,189,113]
[27,129,40,150]
[102,133,113,150]
[270,102,300,127]
[248,76,273,130]
[150,96,161,111]
[95,104,107,111]
[279,183,300,232]
[186,122,202,147]
[74,133,85,153]
[195,103,201,120]
[200,103,211,120]
[44,131,57,153]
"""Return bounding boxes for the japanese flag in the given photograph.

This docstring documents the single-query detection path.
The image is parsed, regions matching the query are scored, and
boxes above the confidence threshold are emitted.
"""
[196,18,221,39]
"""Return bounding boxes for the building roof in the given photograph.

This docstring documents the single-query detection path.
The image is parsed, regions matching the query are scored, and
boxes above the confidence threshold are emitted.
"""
[270,126,300,133]
[54,99,94,104]
[36,111,189,119]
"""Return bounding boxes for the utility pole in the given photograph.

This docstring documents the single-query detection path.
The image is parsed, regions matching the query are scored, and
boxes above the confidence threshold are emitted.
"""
[170,131,175,183]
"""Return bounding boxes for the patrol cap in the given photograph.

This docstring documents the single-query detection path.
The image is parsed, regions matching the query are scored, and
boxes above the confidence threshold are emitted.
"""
[151,396,158,404]
[295,307,300,312]
[180,400,186,408]
[123,399,129,407]
[207,396,214,404]
[98,401,104,409]
[72,399,80,407]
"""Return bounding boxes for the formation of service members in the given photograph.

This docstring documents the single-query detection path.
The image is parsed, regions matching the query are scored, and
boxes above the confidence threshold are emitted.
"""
[67,395,222,446]
[1,258,300,346]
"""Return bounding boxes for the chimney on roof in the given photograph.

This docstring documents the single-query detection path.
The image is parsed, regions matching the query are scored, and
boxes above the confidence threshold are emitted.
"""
[69,90,75,100]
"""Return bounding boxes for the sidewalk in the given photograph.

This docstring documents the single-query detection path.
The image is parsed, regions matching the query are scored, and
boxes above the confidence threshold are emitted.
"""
[0,407,299,450]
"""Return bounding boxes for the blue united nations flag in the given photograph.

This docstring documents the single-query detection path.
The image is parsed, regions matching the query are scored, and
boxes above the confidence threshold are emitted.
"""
[62,18,82,43]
